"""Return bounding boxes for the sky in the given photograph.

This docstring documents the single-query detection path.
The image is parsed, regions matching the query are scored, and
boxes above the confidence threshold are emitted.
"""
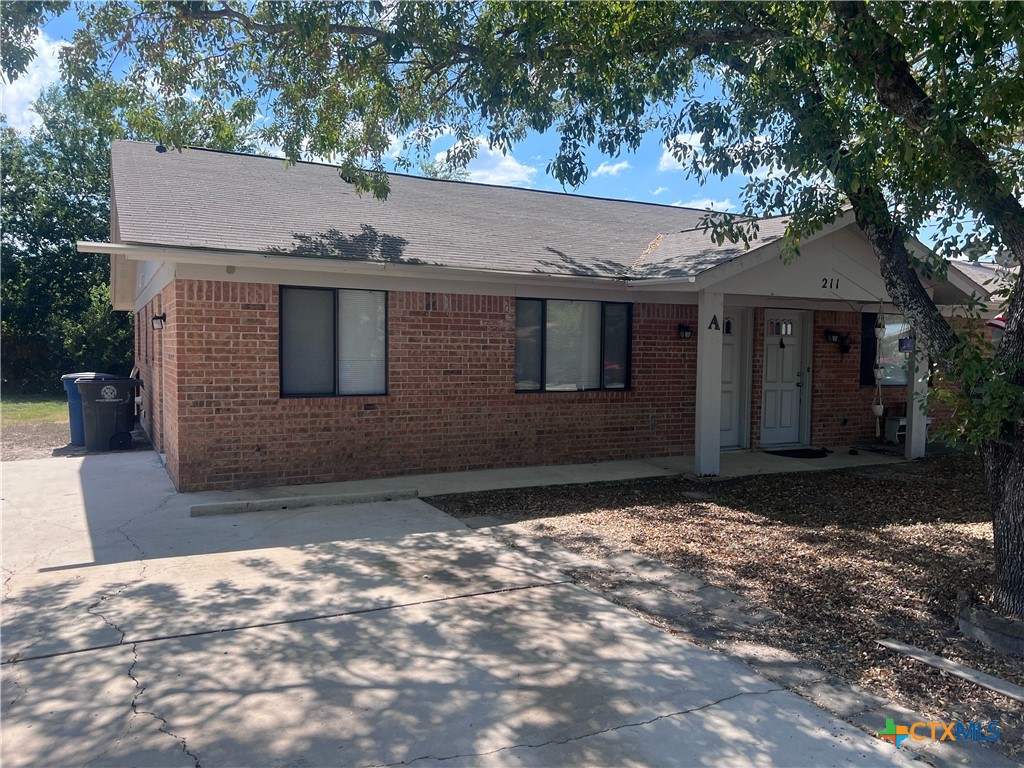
[0,12,986,254]
[0,12,750,216]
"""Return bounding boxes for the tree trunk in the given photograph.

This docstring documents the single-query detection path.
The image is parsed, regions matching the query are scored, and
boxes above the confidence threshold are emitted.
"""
[980,439,1024,618]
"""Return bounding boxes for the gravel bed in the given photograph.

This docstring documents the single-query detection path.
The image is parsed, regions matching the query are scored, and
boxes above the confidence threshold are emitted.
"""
[432,452,1022,758]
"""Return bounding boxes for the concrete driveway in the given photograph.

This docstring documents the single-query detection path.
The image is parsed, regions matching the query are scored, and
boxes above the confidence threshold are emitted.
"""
[1,451,912,767]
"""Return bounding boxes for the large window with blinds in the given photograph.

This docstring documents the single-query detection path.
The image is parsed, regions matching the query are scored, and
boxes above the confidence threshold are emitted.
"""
[515,298,631,391]
[280,287,387,396]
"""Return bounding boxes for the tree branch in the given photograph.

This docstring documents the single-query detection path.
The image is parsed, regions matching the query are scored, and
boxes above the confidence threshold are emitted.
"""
[831,1,1024,265]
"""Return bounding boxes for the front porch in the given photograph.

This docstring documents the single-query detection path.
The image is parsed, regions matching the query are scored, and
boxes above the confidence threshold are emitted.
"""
[677,219,950,477]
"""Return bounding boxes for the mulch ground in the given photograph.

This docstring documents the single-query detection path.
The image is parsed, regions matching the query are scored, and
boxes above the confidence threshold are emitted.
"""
[432,452,1023,757]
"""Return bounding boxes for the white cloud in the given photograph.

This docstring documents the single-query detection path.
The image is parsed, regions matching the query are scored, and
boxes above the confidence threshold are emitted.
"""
[0,30,69,134]
[463,138,537,186]
[593,160,631,177]
[651,186,669,196]
[672,197,736,212]
[658,133,703,172]
[746,164,790,181]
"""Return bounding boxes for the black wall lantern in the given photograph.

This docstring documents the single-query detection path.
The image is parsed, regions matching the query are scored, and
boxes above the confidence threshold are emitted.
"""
[825,329,852,354]
[151,312,167,331]
[677,323,693,340]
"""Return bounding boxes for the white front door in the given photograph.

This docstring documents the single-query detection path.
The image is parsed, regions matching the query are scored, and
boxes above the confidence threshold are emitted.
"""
[720,312,746,449]
[761,312,804,446]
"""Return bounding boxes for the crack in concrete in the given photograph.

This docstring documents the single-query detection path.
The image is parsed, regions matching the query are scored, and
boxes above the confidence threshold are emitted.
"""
[4,580,574,666]
[82,511,202,766]
[2,565,16,602]
[82,524,150,647]
[127,643,202,768]
[3,669,26,714]
[362,687,786,767]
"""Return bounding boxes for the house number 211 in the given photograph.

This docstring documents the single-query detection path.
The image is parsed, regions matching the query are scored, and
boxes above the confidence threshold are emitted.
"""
[821,277,841,290]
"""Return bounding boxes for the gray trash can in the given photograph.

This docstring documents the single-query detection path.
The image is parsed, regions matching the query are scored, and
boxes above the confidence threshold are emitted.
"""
[61,372,121,446]
[77,378,140,452]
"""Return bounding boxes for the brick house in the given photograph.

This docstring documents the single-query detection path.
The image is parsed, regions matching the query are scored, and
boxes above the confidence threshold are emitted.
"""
[80,141,1001,492]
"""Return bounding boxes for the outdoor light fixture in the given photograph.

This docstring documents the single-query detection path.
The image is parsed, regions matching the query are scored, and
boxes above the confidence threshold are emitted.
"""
[825,329,853,354]
[151,313,167,330]
[677,323,693,339]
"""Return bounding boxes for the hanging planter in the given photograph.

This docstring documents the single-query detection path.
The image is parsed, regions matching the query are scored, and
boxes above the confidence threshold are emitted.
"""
[873,300,886,436]
[874,314,887,340]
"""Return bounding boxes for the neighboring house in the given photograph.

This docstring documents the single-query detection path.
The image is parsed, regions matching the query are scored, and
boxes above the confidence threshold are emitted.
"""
[80,141,1004,492]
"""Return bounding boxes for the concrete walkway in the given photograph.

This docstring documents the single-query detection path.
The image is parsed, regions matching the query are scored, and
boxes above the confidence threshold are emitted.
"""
[2,451,914,767]
[181,446,907,511]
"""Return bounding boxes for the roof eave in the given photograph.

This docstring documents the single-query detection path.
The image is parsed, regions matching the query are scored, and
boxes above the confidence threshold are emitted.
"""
[77,241,635,288]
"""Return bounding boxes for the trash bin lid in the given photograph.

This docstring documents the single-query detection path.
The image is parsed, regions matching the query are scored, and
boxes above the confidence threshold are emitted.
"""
[63,372,122,382]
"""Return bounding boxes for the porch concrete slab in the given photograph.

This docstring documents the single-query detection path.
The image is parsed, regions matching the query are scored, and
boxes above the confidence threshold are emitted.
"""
[3,583,915,768]
[707,448,906,479]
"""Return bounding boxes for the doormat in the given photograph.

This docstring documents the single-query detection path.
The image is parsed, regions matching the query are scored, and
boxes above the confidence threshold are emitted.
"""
[854,444,905,457]
[765,448,829,459]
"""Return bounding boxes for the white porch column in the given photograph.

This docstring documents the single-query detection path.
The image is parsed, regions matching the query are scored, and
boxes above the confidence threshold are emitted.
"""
[694,291,724,476]
[905,346,929,460]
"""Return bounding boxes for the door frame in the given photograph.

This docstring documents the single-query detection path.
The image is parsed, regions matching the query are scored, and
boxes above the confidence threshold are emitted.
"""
[721,307,753,450]
[760,309,814,447]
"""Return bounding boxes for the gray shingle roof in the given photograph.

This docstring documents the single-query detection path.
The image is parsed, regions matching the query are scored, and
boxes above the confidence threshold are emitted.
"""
[111,141,786,280]
[947,260,1018,300]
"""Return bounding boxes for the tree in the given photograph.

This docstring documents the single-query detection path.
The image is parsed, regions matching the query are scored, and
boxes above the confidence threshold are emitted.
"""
[1,82,255,393]
[15,1,1023,614]
[419,159,470,181]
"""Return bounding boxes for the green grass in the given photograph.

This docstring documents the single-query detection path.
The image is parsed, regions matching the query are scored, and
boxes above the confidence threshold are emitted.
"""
[0,395,68,426]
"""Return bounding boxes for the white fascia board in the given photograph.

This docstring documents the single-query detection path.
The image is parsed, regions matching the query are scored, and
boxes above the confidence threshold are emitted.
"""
[176,262,658,303]
[77,241,631,292]
[625,276,698,289]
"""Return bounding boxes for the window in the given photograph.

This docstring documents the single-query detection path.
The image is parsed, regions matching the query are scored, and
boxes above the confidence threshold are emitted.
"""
[515,299,631,391]
[280,287,387,396]
[860,312,910,386]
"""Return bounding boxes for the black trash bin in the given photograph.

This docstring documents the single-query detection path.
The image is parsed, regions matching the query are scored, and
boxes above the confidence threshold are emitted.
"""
[77,378,140,452]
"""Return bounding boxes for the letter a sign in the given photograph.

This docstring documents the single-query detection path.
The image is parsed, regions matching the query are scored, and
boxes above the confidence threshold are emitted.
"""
[708,314,721,331]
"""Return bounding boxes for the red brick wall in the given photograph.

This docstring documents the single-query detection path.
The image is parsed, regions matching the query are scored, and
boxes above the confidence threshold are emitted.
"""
[810,310,910,446]
[139,283,948,490]
[160,280,699,491]
[746,309,910,448]
[135,287,171,456]
[749,308,766,448]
